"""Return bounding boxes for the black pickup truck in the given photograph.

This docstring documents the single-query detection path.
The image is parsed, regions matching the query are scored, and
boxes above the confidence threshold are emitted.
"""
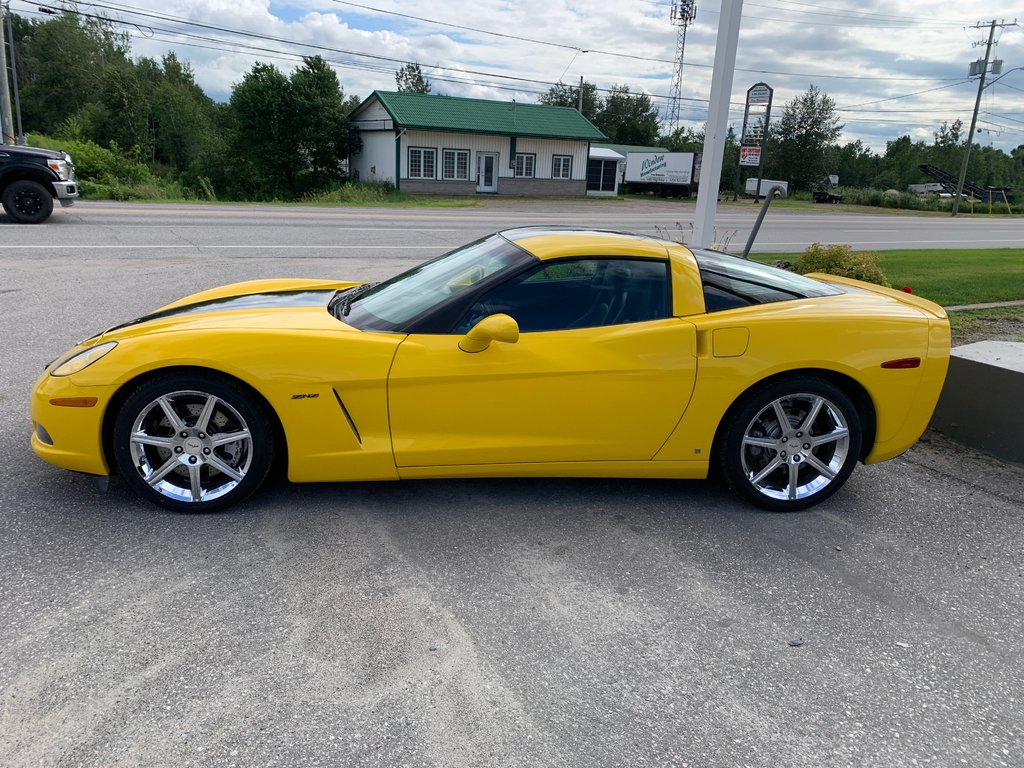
[0,144,78,223]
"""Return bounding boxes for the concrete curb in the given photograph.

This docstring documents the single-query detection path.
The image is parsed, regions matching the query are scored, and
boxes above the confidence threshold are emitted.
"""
[930,341,1024,464]
[944,299,1024,312]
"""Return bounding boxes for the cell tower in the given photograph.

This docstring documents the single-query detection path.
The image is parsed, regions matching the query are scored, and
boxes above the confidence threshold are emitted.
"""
[668,0,697,131]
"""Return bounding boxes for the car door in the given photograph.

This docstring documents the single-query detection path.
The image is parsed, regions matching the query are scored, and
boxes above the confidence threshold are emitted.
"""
[387,257,698,468]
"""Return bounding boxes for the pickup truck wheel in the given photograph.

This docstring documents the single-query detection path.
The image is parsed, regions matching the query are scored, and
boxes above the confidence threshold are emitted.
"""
[2,179,54,224]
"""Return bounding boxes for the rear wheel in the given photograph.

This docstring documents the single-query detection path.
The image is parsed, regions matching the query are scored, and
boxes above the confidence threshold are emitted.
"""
[2,179,54,224]
[113,373,274,512]
[719,377,862,512]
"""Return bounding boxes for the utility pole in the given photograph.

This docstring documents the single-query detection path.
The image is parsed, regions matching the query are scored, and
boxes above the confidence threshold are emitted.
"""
[578,75,583,113]
[5,2,22,143]
[0,1,14,144]
[952,19,1018,216]
[692,0,743,248]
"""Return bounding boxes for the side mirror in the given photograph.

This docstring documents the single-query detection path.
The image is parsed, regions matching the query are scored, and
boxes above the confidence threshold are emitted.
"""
[459,314,520,353]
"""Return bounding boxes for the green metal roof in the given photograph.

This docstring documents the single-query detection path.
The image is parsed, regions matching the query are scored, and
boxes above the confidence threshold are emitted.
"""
[365,91,606,141]
[593,143,670,154]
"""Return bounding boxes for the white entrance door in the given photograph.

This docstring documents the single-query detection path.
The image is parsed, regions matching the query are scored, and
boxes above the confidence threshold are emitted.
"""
[476,153,498,193]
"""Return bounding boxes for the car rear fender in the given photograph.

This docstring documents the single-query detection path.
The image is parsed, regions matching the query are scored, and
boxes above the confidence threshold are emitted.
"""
[806,273,948,320]
[654,305,935,465]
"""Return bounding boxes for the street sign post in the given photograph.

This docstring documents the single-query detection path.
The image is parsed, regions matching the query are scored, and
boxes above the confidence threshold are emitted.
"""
[733,81,773,200]
[739,146,761,167]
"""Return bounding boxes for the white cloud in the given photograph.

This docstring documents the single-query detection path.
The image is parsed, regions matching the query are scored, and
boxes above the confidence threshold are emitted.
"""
[29,0,1024,152]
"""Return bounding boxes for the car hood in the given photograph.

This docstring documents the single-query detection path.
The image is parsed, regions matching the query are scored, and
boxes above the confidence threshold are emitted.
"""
[4,144,68,160]
[96,278,362,341]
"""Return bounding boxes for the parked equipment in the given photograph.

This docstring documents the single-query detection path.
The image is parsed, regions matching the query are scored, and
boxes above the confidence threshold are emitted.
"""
[745,178,788,198]
[918,163,1014,203]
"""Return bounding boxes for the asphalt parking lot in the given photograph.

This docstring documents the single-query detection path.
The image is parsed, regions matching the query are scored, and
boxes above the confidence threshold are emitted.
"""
[2,204,1023,767]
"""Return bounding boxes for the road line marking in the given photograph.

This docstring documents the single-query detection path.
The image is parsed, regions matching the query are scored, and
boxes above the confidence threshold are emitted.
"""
[0,245,444,249]
[66,225,462,232]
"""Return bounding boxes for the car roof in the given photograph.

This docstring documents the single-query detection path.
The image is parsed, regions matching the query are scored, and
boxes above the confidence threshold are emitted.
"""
[499,227,682,261]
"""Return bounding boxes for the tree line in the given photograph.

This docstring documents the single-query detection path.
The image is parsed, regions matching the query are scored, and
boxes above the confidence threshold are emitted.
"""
[8,12,359,200]
[544,81,1024,193]
[6,11,1023,200]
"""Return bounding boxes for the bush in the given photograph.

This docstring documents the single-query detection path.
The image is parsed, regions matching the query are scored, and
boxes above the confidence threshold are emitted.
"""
[305,180,401,204]
[794,243,890,287]
[27,133,189,200]
[28,133,152,186]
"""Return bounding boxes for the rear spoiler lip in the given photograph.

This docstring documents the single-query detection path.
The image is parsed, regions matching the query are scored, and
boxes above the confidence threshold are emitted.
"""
[807,272,948,320]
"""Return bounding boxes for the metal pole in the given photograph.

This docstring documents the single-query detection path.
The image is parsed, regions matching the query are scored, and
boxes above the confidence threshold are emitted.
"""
[693,0,744,249]
[578,75,583,113]
[6,3,22,143]
[0,2,14,144]
[753,98,771,202]
[741,185,784,258]
[732,100,750,201]
[952,20,996,217]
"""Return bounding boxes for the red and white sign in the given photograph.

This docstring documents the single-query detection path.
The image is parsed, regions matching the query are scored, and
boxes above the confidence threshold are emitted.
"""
[739,146,762,167]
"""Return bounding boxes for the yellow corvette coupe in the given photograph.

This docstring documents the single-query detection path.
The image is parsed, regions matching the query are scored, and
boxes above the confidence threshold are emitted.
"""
[31,228,950,513]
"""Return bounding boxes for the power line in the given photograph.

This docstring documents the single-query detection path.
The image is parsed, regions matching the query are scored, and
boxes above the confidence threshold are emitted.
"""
[984,111,1024,126]
[741,15,965,29]
[20,2,730,106]
[17,1,1018,143]
[271,0,967,82]
[838,80,972,109]
[760,0,976,24]
[328,0,580,51]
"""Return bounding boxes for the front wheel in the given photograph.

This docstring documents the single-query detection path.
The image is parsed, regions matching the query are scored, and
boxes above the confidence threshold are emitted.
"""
[719,377,862,512]
[2,179,54,224]
[113,373,275,512]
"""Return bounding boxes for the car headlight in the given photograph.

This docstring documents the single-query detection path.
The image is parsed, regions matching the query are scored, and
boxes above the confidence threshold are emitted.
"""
[47,158,71,181]
[50,342,117,376]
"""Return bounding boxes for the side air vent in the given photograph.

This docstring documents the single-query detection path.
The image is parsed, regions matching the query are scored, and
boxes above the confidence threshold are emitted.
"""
[332,388,362,444]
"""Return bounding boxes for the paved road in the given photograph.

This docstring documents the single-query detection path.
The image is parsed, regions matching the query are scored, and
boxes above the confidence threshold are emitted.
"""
[1,209,1023,767]
[2,199,1022,258]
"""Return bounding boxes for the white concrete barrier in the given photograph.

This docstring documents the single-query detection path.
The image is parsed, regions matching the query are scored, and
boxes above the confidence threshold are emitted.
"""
[930,341,1024,464]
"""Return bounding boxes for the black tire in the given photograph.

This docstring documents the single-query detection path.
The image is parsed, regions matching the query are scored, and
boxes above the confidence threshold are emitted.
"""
[2,179,54,224]
[113,372,275,512]
[718,376,862,512]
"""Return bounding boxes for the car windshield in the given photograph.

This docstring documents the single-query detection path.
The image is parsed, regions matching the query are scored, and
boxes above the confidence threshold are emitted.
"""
[341,234,533,331]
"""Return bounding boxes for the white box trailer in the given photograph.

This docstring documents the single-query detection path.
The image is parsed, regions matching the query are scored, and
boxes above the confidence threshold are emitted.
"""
[623,152,696,197]
[745,178,789,198]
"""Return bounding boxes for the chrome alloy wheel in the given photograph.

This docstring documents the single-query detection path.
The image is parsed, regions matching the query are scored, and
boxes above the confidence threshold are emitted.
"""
[128,390,254,504]
[739,392,851,502]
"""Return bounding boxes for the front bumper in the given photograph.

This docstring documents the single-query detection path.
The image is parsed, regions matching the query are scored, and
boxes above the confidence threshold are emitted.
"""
[30,371,110,476]
[51,180,78,206]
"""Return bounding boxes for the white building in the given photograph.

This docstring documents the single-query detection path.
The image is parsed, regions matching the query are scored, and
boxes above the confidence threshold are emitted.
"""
[349,91,607,197]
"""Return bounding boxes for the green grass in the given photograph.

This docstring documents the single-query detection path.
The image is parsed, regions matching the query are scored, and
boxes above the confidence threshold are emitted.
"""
[303,184,479,208]
[751,248,1024,306]
[947,306,1024,338]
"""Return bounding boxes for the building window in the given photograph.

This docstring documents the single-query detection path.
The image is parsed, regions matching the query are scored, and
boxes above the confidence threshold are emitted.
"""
[442,149,470,180]
[552,155,573,179]
[409,148,436,179]
[514,153,536,178]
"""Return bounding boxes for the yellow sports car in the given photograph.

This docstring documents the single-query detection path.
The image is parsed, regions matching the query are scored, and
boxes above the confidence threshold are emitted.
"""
[30,228,950,512]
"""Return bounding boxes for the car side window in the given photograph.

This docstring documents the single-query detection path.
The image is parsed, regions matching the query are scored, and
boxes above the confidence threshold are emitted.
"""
[453,258,670,334]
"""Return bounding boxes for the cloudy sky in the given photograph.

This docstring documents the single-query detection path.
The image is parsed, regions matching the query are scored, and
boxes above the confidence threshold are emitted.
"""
[17,0,1024,152]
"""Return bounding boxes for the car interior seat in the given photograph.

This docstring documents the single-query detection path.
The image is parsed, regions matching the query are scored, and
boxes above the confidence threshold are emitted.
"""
[569,262,632,328]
